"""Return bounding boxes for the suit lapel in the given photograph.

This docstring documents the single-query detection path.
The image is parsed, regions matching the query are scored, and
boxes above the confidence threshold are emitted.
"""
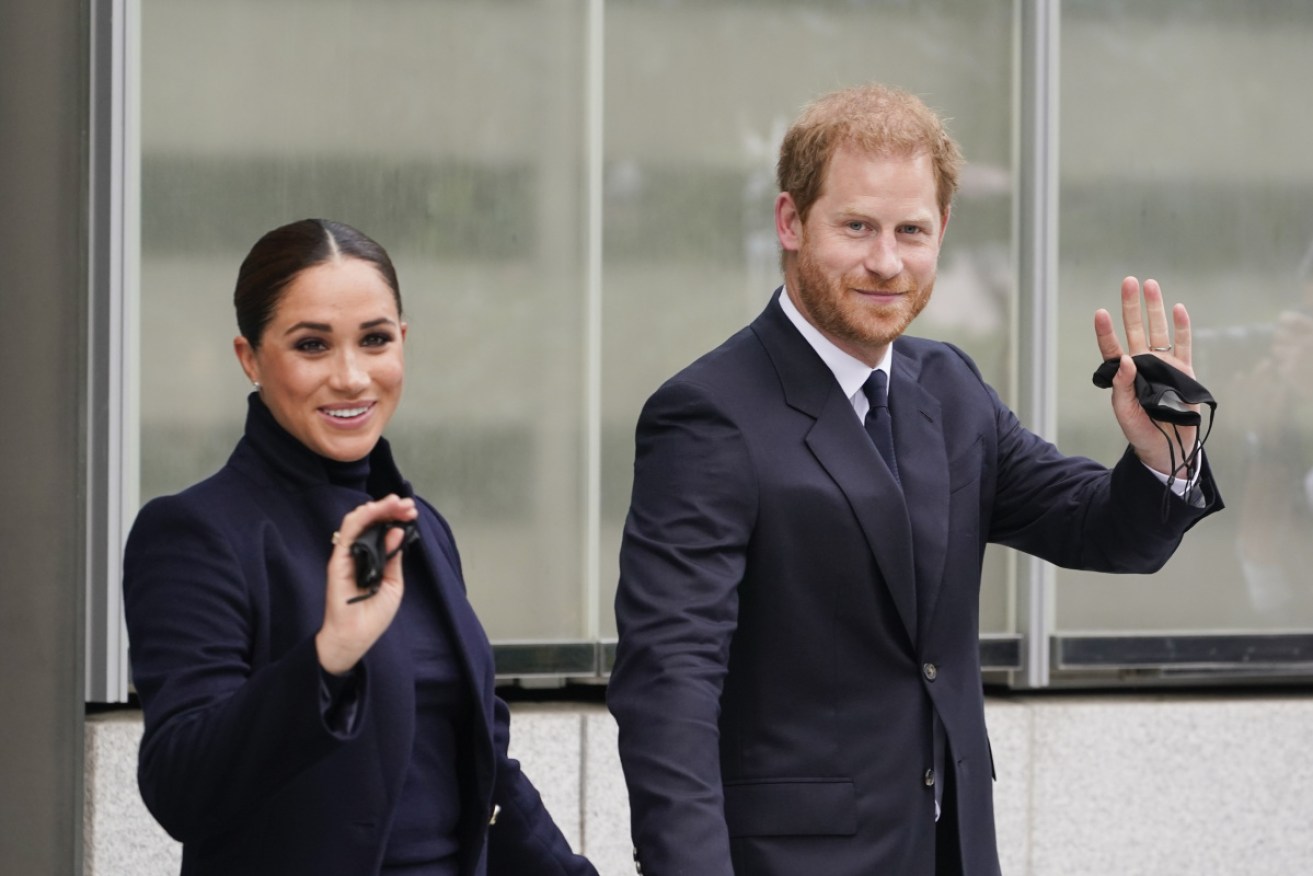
[806,391,919,644]
[753,293,919,646]
[890,349,950,637]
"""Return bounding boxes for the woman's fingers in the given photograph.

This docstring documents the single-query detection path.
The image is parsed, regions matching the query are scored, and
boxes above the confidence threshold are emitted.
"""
[317,495,419,674]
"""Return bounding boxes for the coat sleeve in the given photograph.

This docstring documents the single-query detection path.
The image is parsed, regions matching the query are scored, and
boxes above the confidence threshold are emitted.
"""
[978,367,1222,568]
[122,496,363,843]
[607,378,759,876]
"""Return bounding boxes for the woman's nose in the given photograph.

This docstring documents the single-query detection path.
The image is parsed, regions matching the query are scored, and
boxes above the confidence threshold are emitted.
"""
[330,351,370,393]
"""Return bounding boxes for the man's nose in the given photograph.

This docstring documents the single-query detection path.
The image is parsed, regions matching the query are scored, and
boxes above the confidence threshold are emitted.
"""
[864,232,903,279]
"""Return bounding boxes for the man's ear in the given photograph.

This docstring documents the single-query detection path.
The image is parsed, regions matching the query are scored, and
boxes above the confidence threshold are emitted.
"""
[233,335,259,385]
[775,192,803,254]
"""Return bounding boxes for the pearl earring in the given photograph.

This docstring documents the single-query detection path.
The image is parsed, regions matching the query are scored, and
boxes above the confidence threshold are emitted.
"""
[252,381,261,390]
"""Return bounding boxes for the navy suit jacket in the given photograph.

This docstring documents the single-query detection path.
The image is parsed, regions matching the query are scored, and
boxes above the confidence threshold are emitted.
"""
[123,396,595,876]
[608,292,1220,876]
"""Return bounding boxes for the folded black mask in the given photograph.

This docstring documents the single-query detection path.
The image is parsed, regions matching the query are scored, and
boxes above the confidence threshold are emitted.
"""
[1091,354,1216,428]
[347,519,420,603]
[1092,354,1216,513]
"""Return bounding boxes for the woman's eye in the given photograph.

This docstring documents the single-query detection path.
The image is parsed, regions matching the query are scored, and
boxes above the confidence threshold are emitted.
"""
[362,332,394,348]
[295,338,327,353]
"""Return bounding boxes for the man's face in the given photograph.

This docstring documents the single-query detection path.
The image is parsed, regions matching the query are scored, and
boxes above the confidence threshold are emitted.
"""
[776,146,948,366]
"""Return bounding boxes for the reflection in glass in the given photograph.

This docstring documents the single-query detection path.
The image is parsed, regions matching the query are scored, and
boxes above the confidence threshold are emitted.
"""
[1055,0,1313,632]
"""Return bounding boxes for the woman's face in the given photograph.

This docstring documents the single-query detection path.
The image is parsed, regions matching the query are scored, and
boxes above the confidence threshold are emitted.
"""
[234,257,406,462]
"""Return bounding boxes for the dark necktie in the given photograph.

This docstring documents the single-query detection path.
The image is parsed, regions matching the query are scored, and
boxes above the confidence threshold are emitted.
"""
[862,369,900,485]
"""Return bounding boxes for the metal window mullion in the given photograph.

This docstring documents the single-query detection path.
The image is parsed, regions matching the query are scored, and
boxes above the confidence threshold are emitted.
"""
[1013,0,1061,689]
[582,0,605,645]
[85,0,139,704]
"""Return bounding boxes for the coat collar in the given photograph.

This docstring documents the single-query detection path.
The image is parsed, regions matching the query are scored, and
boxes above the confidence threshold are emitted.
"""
[237,392,410,499]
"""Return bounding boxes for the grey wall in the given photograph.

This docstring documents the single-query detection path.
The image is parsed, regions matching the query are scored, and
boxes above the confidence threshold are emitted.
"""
[0,0,88,872]
[88,696,1313,876]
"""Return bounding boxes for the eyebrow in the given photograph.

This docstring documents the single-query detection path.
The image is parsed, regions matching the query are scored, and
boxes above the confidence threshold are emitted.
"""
[838,208,937,226]
[283,317,398,336]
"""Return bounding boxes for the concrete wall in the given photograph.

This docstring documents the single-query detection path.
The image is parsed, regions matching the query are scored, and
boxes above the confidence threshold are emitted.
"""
[86,694,1313,876]
[0,0,88,872]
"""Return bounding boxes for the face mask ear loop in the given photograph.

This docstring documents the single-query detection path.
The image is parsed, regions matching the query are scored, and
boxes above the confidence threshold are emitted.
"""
[1154,418,1180,522]
[1183,406,1214,485]
[1154,406,1213,520]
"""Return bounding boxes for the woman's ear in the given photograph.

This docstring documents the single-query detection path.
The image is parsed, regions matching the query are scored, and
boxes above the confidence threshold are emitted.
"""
[233,336,260,386]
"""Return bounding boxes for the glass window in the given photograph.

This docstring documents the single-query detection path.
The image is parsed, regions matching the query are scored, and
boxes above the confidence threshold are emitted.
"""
[139,0,591,640]
[113,0,1313,689]
[137,0,1018,661]
[1054,0,1313,633]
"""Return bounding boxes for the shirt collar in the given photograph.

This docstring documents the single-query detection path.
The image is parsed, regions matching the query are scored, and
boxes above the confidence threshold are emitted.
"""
[778,286,894,403]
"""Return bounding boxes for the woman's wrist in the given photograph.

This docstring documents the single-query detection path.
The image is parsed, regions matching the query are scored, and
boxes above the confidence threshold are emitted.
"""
[315,629,359,677]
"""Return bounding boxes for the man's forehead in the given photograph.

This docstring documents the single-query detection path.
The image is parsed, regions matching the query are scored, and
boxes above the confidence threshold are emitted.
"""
[819,148,938,203]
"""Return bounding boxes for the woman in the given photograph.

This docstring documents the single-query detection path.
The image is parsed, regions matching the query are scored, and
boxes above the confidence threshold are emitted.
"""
[123,218,598,876]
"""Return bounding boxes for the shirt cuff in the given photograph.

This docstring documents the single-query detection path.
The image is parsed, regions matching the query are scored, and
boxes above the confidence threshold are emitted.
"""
[318,664,363,736]
[1141,449,1205,505]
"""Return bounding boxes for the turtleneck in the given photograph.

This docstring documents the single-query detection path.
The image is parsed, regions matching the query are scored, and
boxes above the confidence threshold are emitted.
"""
[323,455,371,494]
[244,392,399,498]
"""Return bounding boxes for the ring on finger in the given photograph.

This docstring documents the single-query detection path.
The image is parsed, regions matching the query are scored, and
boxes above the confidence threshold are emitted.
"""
[331,531,342,546]
[1149,344,1173,352]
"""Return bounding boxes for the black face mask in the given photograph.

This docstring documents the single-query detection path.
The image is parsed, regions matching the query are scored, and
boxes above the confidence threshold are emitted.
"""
[347,519,420,603]
[1091,354,1217,428]
[1091,354,1217,511]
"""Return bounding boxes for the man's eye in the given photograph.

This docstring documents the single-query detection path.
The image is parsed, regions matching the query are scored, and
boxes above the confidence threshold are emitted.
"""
[847,221,867,232]
[899,224,923,235]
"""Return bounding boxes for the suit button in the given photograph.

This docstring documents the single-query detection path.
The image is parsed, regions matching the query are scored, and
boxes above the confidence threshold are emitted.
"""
[923,662,938,681]
[924,768,936,787]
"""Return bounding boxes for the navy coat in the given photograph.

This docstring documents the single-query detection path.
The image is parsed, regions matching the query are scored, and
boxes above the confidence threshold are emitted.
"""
[123,396,596,876]
[608,292,1221,875]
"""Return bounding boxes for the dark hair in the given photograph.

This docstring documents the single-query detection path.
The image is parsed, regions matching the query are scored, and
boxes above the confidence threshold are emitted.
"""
[234,218,401,348]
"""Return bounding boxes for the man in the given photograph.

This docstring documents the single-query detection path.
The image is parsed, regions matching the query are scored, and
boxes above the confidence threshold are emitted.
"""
[607,84,1221,876]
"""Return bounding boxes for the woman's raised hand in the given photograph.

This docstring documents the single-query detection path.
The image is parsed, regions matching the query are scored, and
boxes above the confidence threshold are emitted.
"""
[315,494,418,676]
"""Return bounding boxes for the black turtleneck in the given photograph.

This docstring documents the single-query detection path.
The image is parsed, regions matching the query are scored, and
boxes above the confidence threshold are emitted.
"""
[323,454,371,494]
